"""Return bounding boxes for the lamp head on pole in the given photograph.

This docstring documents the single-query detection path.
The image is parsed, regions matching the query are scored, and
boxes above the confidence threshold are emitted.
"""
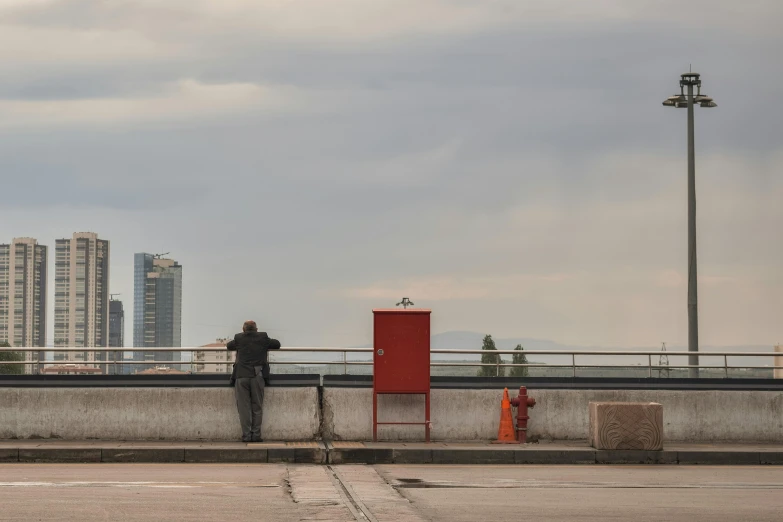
[662,72,717,108]
[680,72,701,88]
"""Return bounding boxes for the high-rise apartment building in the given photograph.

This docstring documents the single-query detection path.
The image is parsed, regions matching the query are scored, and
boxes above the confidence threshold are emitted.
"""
[133,253,182,369]
[54,233,110,367]
[109,299,124,348]
[108,298,125,375]
[0,238,47,373]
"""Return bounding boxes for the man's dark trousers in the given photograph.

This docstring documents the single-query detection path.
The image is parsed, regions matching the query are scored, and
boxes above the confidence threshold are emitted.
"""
[235,369,265,441]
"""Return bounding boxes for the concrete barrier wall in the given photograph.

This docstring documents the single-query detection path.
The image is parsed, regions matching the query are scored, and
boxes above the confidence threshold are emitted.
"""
[0,388,320,441]
[2,387,781,442]
[322,389,783,443]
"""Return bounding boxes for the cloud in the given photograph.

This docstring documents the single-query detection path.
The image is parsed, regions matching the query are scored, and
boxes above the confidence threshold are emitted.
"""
[1,0,782,350]
[7,1,781,43]
[0,25,174,71]
[0,80,304,128]
[345,273,574,301]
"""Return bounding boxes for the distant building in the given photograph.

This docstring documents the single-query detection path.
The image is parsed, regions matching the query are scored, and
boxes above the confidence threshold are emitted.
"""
[42,364,103,375]
[192,339,233,374]
[109,299,124,348]
[135,365,188,375]
[53,233,110,371]
[0,238,47,373]
[53,233,110,372]
[107,298,125,375]
[132,253,183,371]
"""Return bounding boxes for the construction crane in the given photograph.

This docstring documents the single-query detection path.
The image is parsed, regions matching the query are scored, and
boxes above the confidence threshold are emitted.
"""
[658,342,671,378]
[153,252,170,259]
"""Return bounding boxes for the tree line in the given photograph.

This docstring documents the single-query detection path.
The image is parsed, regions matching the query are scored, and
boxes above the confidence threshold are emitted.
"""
[478,334,528,377]
[0,341,24,375]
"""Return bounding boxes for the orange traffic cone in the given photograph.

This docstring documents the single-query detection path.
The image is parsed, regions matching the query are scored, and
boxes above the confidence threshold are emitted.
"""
[493,388,517,444]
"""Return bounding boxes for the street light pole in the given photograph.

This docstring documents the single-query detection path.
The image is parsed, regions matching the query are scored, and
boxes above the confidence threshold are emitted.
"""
[663,72,717,379]
[686,79,699,379]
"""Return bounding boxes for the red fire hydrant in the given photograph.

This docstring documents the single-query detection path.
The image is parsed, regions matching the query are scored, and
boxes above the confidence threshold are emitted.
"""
[509,386,536,443]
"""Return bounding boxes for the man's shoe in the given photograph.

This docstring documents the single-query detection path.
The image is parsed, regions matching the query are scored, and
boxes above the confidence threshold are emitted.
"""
[251,437,263,443]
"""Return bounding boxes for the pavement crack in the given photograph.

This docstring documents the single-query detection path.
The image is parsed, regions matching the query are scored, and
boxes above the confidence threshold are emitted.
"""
[282,469,293,502]
[330,466,429,522]
[327,466,373,522]
[287,466,344,507]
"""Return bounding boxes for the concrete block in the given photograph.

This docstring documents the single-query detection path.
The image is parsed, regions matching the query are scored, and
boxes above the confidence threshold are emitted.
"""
[515,449,596,464]
[184,448,267,463]
[589,402,663,450]
[0,448,19,462]
[393,449,433,464]
[101,448,184,463]
[323,388,783,444]
[432,449,515,465]
[677,451,760,465]
[0,387,320,441]
[595,450,677,464]
[19,448,101,463]
[3,387,783,444]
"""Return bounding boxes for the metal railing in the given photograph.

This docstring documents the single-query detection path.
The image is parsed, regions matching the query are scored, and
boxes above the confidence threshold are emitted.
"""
[1,346,781,378]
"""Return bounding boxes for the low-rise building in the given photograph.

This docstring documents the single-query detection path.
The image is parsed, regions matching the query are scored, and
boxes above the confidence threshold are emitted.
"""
[42,364,103,375]
[192,339,233,374]
[135,365,188,375]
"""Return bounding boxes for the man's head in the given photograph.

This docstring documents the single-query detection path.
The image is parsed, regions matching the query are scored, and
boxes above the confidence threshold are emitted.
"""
[243,320,258,332]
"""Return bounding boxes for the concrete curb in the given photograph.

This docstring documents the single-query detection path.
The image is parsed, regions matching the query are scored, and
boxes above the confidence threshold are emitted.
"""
[0,444,780,465]
[19,448,102,463]
[594,450,679,465]
[677,451,761,465]
[184,448,268,463]
[102,448,185,463]
[327,446,783,466]
[0,448,19,462]
[1,444,328,464]
[515,449,596,465]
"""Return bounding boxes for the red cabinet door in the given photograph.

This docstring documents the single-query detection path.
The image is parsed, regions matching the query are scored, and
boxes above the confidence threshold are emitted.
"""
[373,310,431,393]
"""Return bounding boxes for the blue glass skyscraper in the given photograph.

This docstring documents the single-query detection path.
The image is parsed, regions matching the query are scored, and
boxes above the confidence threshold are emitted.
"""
[132,253,182,373]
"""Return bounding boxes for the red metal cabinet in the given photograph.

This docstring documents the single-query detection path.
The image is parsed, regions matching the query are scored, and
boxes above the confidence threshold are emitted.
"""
[372,309,431,442]
[373,309,431,393]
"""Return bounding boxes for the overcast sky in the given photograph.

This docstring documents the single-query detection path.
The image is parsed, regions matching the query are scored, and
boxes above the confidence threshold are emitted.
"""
[1,0,781,348]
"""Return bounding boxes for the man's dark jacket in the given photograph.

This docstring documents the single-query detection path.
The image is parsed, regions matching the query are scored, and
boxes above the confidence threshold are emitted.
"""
[227,331,281,383]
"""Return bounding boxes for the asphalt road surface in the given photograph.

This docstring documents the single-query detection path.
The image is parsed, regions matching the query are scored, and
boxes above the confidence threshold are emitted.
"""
[0,464,781,521]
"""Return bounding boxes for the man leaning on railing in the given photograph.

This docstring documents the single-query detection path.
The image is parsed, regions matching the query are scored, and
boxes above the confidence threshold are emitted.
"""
[227,321,281,442]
